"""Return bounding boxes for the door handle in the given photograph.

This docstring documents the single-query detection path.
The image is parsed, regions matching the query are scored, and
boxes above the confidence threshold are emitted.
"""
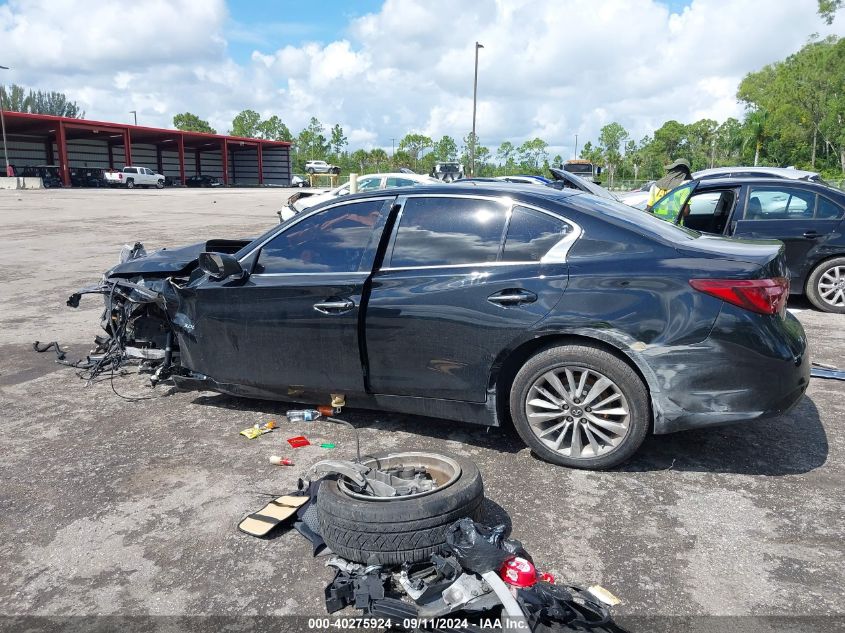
[313,299,355,314]
[803,231,820,239]
[487,290,538,306]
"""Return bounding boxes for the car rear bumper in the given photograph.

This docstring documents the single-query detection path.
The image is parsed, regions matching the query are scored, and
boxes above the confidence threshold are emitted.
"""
[649,307,809,434]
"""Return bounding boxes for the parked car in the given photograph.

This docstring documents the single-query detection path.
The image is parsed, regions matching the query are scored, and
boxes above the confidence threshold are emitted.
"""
[105,166,165,189]
[693,166,823,182]
[185,175,222,188]
[431,162,464,182]
[547,166,619,200]
[70,167,106,188]
[305,160,341,175]
[291,174,308,188]
[20,165,63,188]
[287,172,441,213]
[77,183,808,470]
[649,176,845,312]
[495,175,551,185]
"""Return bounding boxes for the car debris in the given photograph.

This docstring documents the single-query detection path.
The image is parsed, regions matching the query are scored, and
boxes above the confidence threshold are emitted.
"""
[810,362,845,381]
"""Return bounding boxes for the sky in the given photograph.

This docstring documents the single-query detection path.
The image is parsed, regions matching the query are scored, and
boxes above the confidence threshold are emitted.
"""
[1,0,844,159]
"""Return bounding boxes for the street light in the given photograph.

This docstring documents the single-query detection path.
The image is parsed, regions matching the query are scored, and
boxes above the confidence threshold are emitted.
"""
[470,41,483,176]
[129,110,137,126]
[0,65,11,177]
[574,134,579,160]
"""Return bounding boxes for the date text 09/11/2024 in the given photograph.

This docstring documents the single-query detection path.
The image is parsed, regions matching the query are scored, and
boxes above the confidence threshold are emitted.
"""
[307,617,530,629]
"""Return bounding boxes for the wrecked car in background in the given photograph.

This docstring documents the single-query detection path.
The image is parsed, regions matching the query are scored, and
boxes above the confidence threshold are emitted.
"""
[70,183,809,469]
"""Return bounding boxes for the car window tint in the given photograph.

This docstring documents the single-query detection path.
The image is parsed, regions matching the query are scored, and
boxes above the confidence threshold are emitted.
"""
[385,177,417,187]
[256,200,383,273]
[745,188,816,220]
[389,197,508,267]
[125,167,136,174]
[358,177,382,191]
[503,206,570,262]
[816,195,844,220]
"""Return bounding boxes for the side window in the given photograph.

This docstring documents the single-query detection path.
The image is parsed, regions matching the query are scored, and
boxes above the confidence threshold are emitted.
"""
[503,206,571,262]
[125,167,137,174]
[358,177,382,191]
[745,188,814,220]
[388,197,508,268]
[256,200,384,274]
[816,195,844,220]
[385,177,417,187]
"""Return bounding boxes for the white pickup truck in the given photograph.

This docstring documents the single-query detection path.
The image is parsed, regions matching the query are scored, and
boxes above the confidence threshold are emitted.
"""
[105,166,165,189]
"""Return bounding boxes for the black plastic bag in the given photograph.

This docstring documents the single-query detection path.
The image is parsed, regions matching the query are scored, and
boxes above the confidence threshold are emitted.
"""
[444,518,531,574]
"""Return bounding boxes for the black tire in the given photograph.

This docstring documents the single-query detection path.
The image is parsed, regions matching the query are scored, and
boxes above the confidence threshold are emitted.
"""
[126,179,135,189]
[330,167,341,175]
[806,256,845,314]
[306,167,315,174]
[509,344,650,470]
[317,451,483,565]
[156,179,164,189]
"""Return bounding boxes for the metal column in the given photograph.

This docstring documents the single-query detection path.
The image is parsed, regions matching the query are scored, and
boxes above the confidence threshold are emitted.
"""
[177,134,185,185]
[221,139,229,185]
[57,121,71,187]
[257,144,264,185]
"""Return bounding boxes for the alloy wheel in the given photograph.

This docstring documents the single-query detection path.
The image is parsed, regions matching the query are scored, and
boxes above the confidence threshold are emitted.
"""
[525,366,630,459]
[817,265,845,308]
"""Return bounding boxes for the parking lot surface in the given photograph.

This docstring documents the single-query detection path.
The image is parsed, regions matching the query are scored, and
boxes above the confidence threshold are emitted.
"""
[1,188,843,630]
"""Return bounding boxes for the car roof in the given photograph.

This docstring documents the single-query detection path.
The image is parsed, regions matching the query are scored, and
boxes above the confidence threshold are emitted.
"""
[693,166,820,179]
[690,176,845,202]
[323,181,584,205]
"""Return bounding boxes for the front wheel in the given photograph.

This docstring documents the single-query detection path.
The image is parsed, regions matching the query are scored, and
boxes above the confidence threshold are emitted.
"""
[125,179,135,189]
[509,344,650,470]
[806,257,845,313]
[156,179,164,189]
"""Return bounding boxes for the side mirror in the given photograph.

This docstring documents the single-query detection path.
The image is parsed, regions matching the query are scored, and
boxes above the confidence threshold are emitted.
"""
[198,252,244,280]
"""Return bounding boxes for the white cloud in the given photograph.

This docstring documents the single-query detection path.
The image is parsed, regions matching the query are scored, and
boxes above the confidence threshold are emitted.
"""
[1,0,843,153]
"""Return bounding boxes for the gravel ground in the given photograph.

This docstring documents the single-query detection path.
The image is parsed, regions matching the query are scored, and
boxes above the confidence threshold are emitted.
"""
[0,188,843,632]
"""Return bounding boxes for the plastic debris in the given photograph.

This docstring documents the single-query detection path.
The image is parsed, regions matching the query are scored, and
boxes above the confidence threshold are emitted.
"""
[269,455,294,466]
[287,436,310,448]
[320,443,336,449]
[240,421,277,439]
[287,409,321,422]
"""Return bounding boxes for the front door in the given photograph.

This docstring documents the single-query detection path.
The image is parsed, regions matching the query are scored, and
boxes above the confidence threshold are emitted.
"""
[176,198,391,395]
[365,196,572,402]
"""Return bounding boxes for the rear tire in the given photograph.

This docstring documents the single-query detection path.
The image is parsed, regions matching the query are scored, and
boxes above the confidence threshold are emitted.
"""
[317,451,483,564]
[509,344,650,470]
[306,167,315,174]
[806,257,845,314]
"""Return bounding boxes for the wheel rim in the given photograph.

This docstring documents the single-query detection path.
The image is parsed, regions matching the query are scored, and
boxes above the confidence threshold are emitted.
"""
[525,366,631,459]
[817,265,845,307]
[337,452,461,501]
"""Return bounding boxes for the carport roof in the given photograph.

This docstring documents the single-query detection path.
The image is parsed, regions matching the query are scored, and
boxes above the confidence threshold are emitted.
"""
[1,111,292,148]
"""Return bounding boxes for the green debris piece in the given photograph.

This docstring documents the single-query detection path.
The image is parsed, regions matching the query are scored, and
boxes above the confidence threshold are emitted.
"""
[320,443,336,449]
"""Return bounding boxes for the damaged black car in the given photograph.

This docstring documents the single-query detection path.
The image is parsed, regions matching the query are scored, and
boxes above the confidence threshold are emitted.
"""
[70,183,810,469]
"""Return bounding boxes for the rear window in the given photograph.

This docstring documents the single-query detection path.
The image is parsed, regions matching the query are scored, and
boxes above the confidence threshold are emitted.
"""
[567,194,699,243]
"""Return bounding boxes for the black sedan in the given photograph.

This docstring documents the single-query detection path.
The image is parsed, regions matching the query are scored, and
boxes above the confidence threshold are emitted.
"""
[74,184,809,469]
[650,177,845,312]
[185,175,222,188]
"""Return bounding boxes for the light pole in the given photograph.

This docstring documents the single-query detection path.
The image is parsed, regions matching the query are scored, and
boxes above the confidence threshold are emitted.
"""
[470,41,483,176]
[130,110,137,126]
[0,65,10,177]
[574,134,579,160]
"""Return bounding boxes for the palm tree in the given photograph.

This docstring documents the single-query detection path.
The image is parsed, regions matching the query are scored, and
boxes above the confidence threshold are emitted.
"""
[743,110,769,166]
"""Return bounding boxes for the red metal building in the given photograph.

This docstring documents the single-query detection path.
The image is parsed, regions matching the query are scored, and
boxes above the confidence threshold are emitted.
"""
[1,112,292,187]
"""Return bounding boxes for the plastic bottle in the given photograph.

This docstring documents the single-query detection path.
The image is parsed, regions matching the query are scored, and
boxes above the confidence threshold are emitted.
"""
[269,455,294,466]
[286,409,321,422]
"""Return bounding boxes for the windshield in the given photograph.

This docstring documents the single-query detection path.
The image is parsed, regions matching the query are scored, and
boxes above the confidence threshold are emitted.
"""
[564,164,593,175]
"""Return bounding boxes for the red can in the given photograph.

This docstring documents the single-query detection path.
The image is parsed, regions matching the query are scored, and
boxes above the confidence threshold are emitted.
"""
[499,557,537,588]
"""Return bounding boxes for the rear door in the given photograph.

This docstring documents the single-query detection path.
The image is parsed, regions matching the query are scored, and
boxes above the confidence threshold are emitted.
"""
[731,185,845,285]
[365,195,574,402]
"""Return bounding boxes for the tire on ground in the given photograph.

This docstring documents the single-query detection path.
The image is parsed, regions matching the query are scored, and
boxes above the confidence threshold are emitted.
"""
[509,344,651,470]
[805,256,845,314]
[317,451,483,564]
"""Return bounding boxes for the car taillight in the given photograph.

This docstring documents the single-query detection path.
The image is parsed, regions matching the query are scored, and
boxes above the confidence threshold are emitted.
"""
[119,173,123,179]
[689,277,789,316]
